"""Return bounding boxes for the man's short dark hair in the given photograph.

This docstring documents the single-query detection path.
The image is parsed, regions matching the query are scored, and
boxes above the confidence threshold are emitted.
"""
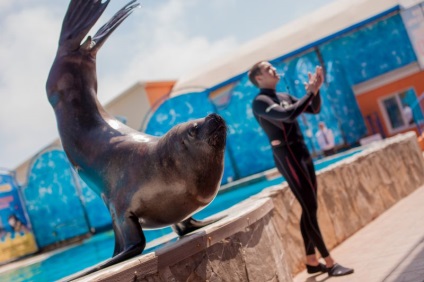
[248,61,264,88]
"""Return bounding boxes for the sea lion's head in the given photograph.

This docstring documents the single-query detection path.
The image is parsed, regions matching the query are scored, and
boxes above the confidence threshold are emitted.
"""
[157,113,227,203]
[186,113,227,151]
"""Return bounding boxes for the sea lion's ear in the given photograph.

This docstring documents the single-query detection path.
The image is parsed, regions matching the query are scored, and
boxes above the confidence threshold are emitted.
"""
[91,0,141,55]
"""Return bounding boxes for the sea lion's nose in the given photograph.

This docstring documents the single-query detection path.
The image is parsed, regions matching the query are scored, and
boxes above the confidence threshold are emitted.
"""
[206,114,227,134]
[207,113,224,123]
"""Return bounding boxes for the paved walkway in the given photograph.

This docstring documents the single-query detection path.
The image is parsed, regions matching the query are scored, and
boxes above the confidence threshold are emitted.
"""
[294,185,424,282]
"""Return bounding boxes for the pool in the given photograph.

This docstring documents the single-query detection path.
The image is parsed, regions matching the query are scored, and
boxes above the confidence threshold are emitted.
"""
[0,149,361,281]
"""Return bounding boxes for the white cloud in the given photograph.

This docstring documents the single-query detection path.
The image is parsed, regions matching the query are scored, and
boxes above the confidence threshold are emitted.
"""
[155,0,195,25]
[0,6,63,169]
[96,0,238,102]
[0,0,12,10]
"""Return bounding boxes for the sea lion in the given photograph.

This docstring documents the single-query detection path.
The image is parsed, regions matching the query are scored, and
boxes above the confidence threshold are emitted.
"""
[45,0,227,278]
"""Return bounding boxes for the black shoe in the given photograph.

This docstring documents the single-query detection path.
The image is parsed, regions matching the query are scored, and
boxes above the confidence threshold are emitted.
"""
[326,263,354,276]
[306,263,327,274]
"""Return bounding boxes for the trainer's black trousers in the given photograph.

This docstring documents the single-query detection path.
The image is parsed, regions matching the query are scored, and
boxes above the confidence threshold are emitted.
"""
[272,142,330,258]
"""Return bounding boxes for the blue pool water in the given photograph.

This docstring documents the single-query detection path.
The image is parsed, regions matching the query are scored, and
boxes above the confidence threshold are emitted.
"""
[0,149,361,281]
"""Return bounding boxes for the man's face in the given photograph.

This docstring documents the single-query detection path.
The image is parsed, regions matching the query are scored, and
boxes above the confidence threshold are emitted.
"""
[256,61,280,88]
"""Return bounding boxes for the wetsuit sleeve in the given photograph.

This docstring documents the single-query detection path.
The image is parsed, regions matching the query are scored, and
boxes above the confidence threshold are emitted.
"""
[290,91,321,114]
[253,92,315,123]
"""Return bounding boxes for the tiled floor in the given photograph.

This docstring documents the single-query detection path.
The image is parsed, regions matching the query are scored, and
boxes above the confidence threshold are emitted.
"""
[294,185,424,282]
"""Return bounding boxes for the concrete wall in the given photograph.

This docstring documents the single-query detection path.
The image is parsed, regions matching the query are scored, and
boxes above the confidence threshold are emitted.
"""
[71,132,424,282]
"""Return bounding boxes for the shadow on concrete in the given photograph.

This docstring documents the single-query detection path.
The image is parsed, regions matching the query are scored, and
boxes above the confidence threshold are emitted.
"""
[299,272,331,282]
[383,237,424,282]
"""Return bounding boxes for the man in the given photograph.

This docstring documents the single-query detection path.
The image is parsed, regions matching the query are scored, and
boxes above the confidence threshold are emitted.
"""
[315,121,336,157]
[249,61,353,277]
[402,105,414,125]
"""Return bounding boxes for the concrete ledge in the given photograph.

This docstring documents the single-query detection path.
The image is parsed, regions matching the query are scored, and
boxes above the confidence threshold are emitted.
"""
[67,132,424,281]
[72,198,294,281]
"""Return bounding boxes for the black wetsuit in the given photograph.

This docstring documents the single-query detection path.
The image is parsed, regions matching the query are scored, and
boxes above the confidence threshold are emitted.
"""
[252,88,329,258]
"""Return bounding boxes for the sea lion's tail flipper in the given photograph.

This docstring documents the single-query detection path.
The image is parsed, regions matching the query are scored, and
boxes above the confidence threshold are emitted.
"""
[172,215,227,236]
[91,0,141,54]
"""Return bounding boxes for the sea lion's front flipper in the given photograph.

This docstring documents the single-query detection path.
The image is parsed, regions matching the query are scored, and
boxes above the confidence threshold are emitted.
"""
[66,213,146,280]
[172,215,226,236]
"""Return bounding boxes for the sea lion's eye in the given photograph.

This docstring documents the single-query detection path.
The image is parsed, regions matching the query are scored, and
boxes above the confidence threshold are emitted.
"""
[188,123,198,137]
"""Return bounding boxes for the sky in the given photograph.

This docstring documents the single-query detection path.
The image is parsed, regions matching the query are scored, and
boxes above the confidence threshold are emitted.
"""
[0,0,337,170]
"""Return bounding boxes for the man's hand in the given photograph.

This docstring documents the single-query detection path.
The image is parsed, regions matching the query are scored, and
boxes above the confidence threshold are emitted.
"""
[304,66,324,95]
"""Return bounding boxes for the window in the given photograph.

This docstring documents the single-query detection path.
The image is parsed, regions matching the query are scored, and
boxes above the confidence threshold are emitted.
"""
[379,88,424,134]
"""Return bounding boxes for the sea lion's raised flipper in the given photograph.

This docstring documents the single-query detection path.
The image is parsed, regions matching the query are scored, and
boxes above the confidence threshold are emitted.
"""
[59,0,110,49]
[58,0,140,54]
[91,0,140,53]
[172,215,226,236]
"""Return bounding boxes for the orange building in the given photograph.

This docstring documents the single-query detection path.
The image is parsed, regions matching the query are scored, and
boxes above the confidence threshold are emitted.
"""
[354,63,424,148]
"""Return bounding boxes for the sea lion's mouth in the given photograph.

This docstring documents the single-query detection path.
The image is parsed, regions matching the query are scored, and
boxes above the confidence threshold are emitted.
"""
[205,114,227,149]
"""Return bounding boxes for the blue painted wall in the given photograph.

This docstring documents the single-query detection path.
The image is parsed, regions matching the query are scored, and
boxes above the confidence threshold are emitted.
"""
[0,171,38,263]
[77,178,112,233]
[22,149,111,248]
[23,150,89,248]
[0,173,31,238]
[319,14,416,85]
